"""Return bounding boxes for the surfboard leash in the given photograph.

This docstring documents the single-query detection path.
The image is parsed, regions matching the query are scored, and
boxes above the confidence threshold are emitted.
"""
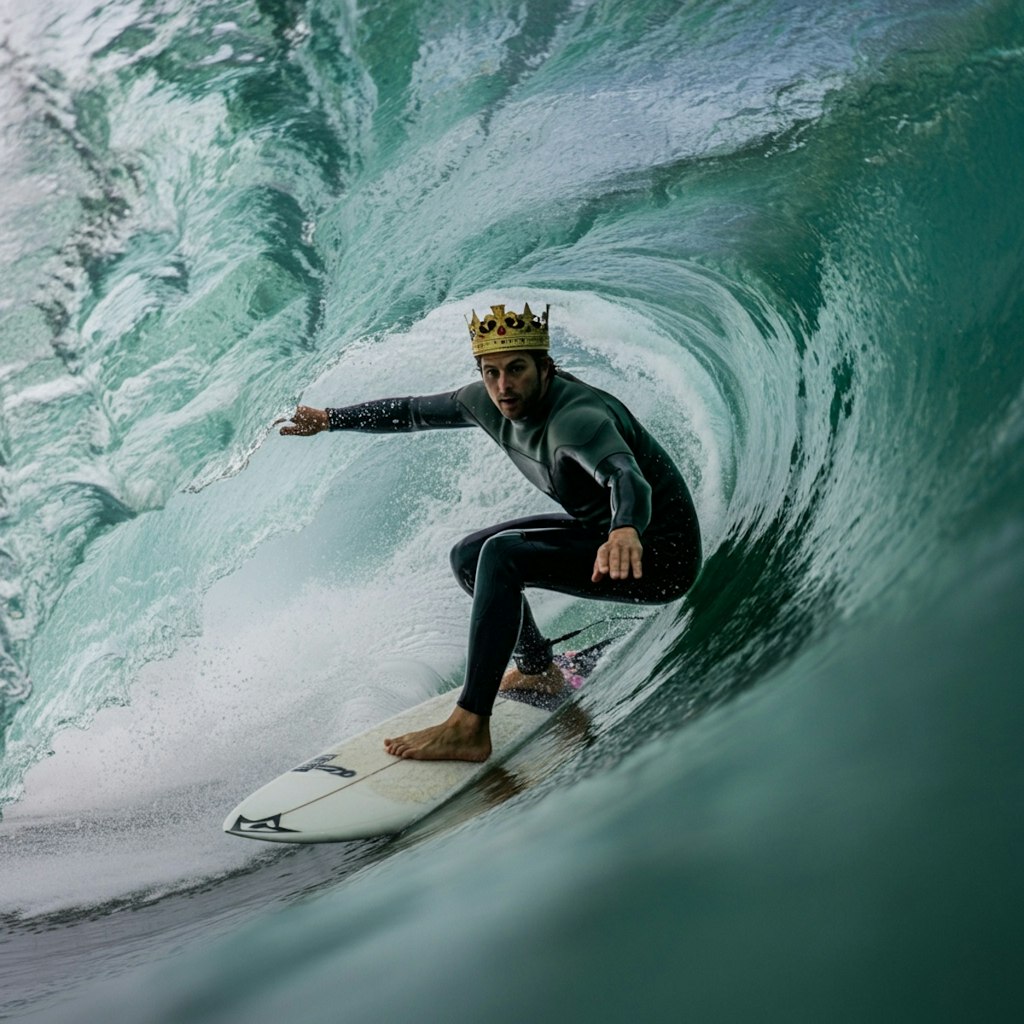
[546,614,647,650]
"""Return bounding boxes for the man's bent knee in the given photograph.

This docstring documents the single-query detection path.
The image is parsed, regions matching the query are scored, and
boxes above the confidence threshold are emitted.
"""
[450,536,480,593]
[476,531,529,583]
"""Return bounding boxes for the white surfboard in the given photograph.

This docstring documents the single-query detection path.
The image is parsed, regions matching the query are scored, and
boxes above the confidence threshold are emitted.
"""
[223,642,609,843]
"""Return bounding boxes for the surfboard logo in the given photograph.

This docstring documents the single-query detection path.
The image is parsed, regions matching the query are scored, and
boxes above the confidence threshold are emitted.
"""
[293,755,357,778]
[229,813,299,834]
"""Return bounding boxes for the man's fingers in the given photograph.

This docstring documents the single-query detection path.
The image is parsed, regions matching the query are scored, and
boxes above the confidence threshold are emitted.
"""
[275,410,299,434]
[593,531,643,583]
[630,545,643,579]
[276,406,327,436]
[610,540,633,580]
[594,541,625,580]
[609,544,623,578]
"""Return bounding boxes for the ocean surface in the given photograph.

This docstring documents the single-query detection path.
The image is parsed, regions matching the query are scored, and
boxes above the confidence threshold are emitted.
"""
[1,0,1022,1020]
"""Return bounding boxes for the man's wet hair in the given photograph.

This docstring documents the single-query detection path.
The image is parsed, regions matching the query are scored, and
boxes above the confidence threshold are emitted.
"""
[476,350,557,379]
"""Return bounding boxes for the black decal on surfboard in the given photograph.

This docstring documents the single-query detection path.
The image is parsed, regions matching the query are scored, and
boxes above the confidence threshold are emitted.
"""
[229,813,299,834]
[293,754,357,778]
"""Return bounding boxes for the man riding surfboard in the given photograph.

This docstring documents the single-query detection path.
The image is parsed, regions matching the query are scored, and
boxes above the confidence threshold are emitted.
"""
[279,302,701,762]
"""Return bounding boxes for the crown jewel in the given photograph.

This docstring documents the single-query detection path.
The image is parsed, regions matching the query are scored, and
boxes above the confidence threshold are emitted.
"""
[467,302,550,357]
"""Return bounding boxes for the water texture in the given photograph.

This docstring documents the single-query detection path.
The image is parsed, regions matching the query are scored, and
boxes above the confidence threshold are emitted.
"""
[1,0,1021,1020]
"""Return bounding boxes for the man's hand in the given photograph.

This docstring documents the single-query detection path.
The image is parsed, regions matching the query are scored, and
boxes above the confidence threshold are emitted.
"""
[592,526,643,582]
[276,405,329,436]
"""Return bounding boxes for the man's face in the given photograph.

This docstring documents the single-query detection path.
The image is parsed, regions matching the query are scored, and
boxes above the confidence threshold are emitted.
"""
[480,351,549,421]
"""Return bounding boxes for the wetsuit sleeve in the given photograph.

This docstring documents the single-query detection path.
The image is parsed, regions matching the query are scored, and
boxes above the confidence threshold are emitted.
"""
[560,417,653,534]
[325,391,475,432]
[594,452,653,534]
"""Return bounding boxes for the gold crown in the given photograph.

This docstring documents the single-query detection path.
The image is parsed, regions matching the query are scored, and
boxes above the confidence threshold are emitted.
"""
[467,302,550,357]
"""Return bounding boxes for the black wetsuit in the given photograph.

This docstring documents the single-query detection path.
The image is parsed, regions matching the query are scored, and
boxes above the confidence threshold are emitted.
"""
[327,370,701,716]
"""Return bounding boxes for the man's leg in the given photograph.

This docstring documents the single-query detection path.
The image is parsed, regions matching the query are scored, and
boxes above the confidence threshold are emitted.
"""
[385,518,698,760]
[455,523,699,717]
[383,516,577,763]
[450,514,574,675]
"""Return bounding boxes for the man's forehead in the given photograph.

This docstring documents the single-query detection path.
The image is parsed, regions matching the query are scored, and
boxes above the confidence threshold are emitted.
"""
[480,352,530,369]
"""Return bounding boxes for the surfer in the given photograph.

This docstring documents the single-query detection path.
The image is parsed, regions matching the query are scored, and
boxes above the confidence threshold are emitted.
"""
[278,302,701,762]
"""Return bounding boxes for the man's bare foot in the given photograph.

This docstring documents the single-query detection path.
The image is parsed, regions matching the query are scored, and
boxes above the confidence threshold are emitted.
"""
[384,706,492,762]
[499,662,566,696]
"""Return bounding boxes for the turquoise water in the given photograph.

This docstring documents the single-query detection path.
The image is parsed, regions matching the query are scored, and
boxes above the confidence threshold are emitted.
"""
[1,0,1022,1020]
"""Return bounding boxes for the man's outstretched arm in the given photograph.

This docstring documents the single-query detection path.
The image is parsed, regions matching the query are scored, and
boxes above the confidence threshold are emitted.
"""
[277,393,475,436]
